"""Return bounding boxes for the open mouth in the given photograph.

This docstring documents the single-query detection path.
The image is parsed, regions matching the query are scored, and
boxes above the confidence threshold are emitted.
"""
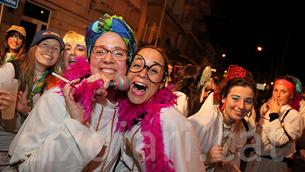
[68,58,76,64]
[131,81,147,96]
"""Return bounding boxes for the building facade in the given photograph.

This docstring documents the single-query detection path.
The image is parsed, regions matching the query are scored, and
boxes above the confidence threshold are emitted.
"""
[1,0,214,66]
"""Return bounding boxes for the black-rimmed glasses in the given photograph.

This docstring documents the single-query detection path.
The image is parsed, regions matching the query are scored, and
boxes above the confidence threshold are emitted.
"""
[129,54,165,83]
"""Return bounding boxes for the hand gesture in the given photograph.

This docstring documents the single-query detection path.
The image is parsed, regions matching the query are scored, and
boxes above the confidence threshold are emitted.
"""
[86,73,111,96]
[267,97,281,113]
[207,145,223,164]
[63,79,86,125]
[16,91,31,116]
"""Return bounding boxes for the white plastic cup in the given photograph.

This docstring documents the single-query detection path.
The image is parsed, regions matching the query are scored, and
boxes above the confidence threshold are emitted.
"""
[0,79,19,120]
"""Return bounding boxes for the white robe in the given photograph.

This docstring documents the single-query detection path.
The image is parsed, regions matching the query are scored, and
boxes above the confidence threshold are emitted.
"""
[245,103,304,172]
[8,87,122,172]
[189,93,255,171]
[174,91,188,117]
[115,106,205,172]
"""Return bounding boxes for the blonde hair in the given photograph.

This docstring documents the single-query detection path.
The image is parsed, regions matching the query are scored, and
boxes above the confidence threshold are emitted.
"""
[63,31,85,46]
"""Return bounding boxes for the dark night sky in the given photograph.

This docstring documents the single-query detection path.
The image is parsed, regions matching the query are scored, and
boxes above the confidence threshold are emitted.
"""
[206,0,304,84]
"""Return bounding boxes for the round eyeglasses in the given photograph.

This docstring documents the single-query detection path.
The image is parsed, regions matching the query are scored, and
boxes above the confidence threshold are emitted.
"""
[9,34,23,41]
[91,46,128,61]
[129,54,165,83]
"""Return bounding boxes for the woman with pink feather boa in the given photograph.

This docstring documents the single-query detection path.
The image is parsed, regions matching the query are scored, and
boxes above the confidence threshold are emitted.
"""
[114,46,205,172]
[8,14,136,172]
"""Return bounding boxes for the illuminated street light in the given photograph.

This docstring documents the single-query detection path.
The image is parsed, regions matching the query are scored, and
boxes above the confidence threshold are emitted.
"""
[257,46,263,52]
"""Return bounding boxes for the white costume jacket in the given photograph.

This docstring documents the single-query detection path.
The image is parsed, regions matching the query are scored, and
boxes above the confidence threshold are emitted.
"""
[245,103,304,172]
[189,93,255,171]
[116,106,205,172]
[8,87,122,172]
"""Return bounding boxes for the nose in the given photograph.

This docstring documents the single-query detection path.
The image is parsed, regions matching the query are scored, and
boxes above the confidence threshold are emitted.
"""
[102,51,114,63]
[237,100,245,109]
[46,47,54,53]
[138,67,149,79]
[69,48,76,56]
[275,91,281,98]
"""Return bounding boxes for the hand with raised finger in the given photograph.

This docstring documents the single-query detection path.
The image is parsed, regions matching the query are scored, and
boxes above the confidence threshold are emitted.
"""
[0,90,13,110]
[269,97,281,113]
[207,145,223,164]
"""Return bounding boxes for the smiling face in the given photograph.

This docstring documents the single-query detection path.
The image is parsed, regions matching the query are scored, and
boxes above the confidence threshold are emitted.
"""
[90,32,128,81]
[222,86,255,124]
[35,38,61,72]
[7,32,24,52]
[127,48,166,104]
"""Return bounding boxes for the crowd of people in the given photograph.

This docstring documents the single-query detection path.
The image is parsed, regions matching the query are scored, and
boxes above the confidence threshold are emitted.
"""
[0,13,304,172]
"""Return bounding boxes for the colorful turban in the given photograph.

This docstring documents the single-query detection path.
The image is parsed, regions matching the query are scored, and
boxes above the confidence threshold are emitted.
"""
[85,14,137,63]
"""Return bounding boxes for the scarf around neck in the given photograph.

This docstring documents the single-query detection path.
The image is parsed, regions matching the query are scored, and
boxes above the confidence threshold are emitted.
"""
[28,70,49,108]
[116,87,177,172]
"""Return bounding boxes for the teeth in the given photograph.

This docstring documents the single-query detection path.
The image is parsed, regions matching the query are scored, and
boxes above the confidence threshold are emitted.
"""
[42,55,53,60]
[134,81,146,86]
[101,68,115,73]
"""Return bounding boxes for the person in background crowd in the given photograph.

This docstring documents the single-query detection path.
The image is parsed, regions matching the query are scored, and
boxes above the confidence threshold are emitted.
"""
[164,63,173,87]
[46,30,87,89]
[62,30,87,68]
[115,46,205,172]
[198,66,218,104]
[0,25,27,63]
[0,29,65,170]
[189,64,257,172]
[173,64,202,117]
[0,25,27,91]
[8,14,136,172]
[289,76,305,172]
[245,75,304,172]
[0,25,27,170]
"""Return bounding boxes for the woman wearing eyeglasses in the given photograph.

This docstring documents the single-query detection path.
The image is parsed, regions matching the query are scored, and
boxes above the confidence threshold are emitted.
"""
[0,25,27,64]
[9,14,137,172]
[115,46,205,172]
[0,25,27,86]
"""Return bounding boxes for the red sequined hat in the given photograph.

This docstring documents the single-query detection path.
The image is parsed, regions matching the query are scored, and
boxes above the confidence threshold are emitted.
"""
[225,64,247,82]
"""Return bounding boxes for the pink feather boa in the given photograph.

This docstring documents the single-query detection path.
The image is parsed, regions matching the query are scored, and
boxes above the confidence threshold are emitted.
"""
[58,57,103,121]
[116,87,177,172]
